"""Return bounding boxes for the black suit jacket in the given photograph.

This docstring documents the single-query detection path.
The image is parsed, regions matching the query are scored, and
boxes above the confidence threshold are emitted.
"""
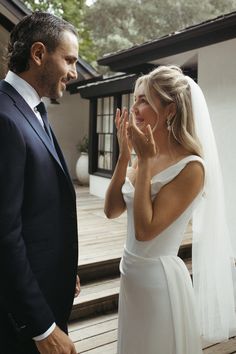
[0,80,78,343]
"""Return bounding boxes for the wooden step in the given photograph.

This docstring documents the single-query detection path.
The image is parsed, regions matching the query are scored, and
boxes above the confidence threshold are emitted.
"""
[69,313,117,353]
[78,241,192,283]
[70,277,120,321]
[204,338,236,354]
[69,313,236,354]
[78,258,120,283]
[72,258,192,321]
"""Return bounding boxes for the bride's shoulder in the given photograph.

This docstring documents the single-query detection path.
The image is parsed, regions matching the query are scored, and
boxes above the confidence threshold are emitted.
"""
[180,155,205,172]
[177,157,205,190]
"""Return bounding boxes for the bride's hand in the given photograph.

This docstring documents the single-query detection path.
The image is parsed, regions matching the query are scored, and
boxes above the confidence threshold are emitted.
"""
[128,112,156,160]
[115,108,132,162]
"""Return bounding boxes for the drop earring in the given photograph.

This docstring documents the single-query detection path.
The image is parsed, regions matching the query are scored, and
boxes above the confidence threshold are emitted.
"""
[166,117,172,131]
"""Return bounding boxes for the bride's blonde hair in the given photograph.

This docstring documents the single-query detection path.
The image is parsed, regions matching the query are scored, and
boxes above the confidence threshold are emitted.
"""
[134,65,202,157]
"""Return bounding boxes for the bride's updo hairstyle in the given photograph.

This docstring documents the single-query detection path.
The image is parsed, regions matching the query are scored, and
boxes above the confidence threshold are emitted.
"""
[134,65,202,157]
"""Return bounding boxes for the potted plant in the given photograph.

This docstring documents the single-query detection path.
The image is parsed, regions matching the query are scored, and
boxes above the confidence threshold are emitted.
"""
[75,135,89,185]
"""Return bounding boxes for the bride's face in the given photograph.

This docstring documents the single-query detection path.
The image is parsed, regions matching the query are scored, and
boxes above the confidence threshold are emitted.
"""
[131,82,168,133]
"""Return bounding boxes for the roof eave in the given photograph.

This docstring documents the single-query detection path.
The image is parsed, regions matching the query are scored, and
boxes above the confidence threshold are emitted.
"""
[98,12,236,72]
[1,0,30,21]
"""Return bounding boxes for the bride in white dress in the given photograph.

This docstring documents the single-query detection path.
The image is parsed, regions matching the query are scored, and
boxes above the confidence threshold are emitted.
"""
[104,65,236,354]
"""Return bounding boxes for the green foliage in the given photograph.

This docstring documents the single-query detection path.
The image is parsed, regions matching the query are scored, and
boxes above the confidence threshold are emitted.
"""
[23,0,236,71]
[23,0,98,64]
[77,135,89,153]
[85,0,236,65]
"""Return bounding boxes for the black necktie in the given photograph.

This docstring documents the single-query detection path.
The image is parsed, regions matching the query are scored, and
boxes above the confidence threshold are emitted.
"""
[36,102,54,144]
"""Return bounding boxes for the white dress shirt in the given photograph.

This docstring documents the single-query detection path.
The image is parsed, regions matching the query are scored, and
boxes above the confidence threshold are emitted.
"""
[5,71,45,127]
[4,71,56,341]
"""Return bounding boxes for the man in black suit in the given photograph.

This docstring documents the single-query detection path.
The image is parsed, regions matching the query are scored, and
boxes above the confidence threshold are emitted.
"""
[0,11,80,354]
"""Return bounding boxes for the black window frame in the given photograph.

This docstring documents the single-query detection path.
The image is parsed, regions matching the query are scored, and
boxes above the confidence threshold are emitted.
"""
[89,90,137,178]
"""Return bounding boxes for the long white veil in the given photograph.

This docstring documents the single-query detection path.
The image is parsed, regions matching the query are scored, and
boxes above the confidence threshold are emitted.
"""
[186,76,236,344]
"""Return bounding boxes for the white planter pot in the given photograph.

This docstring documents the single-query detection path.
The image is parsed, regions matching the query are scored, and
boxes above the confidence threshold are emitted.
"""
[75,153,89,185]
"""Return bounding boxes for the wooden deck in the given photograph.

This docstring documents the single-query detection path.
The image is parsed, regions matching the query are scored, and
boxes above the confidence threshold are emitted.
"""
[75,185,127,266]
[69,313,236,354]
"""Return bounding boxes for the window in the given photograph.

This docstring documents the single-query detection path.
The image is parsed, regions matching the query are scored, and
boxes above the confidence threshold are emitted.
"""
[91,91,135,177]
[96,97,114,172]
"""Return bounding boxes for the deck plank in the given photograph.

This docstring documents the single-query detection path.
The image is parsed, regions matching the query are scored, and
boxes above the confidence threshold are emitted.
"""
[70,318,118,342]
[82,342,117,354]
[74,329,117,352]
[69,313,236,354]
[203,338,236,354]
[76,186,126,266]
[69,313,117,332]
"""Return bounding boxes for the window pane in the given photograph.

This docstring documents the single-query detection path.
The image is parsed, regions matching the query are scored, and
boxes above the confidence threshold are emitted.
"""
[97,115,102,133]
[98,153,104,169]
[122,93,134,112]
[97,98,102,115]
[103,116,109,133]
[104,134,111,152]
[110,97,114,114]
[103,97,110,115]
[104,152,112,170]
[98,134,104,151]
[109,116,114,133]
[122,94,128,108]
[130,93,134,109]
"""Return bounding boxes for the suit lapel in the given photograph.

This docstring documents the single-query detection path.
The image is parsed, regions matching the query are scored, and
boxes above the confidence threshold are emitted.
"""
[19,99,65,165]
[51,130,76,197]
[0,81,75,197]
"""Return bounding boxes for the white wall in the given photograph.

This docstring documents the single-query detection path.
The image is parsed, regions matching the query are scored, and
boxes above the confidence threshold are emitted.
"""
[89,175,111,199]
[47,91,89,180]
[198,38,236,254]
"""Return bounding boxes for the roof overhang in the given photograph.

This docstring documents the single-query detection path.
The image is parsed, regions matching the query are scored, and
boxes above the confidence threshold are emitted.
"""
[77,73,138,99]
[0,0,30,79]
[98,12,236,73]
[66,57,102,94]
[0,0,30,31]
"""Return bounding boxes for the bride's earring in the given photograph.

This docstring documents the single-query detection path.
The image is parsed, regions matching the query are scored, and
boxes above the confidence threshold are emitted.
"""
[166,117,172,131]
[167,116,179,142]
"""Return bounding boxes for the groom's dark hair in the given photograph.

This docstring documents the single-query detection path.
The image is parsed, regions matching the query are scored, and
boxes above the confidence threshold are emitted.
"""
[7,11,77,74]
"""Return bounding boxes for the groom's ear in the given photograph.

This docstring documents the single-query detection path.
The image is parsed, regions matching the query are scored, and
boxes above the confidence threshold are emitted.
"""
[30,42,46,67]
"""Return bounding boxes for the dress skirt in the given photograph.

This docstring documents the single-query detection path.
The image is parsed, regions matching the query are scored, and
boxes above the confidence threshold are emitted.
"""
[117,247,203,354]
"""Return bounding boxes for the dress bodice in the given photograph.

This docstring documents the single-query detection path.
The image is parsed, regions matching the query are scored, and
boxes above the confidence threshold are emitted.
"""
[121,155,205,258]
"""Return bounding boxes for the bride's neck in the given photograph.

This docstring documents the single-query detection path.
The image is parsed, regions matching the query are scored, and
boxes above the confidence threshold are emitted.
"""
[154,131,187,161]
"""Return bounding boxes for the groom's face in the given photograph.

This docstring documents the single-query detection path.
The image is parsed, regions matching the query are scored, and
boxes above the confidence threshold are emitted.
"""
[38,30,78,99]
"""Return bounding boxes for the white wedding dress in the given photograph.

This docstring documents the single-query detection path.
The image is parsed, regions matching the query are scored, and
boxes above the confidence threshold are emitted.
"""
[117,155,204,354]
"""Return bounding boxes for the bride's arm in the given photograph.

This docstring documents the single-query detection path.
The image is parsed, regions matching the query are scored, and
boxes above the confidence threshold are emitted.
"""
[104,156,128,219]
[104,108,132,219]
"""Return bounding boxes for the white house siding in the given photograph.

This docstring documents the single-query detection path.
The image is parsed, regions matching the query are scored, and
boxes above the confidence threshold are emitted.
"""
[47,91,89,180]
[198,38,236,255]
[89,174,111,199]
